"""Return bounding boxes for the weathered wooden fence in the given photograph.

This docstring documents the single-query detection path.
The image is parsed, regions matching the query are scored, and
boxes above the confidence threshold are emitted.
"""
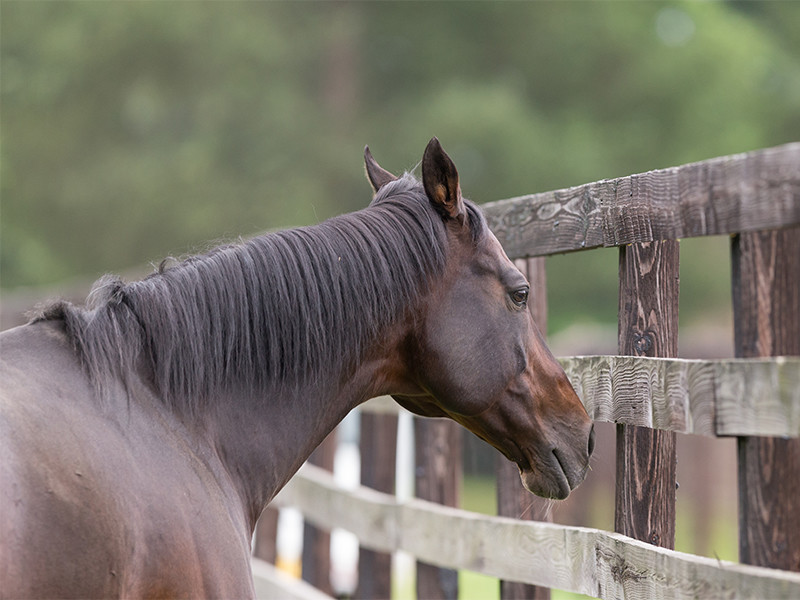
[254,143,800,599]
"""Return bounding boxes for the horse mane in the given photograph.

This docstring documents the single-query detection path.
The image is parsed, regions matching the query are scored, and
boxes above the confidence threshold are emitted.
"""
[39,174,487,414]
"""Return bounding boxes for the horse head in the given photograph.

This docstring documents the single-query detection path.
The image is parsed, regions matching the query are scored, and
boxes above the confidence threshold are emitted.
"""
[367,138,594,499]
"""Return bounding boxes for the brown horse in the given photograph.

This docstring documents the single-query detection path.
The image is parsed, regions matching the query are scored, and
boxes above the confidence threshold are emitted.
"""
[0,139,593,598]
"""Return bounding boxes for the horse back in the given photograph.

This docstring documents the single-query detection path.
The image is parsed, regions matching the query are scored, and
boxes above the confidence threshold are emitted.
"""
[0,320,255,598]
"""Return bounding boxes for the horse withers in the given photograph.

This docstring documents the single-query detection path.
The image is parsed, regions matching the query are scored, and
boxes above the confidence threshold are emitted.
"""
[0,139,594,598]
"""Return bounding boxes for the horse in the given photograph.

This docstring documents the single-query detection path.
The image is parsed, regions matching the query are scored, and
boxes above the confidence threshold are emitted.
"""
[0,138,594,598]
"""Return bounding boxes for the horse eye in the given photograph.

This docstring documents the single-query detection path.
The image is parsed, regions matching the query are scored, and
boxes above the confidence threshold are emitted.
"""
[510,288,529,307]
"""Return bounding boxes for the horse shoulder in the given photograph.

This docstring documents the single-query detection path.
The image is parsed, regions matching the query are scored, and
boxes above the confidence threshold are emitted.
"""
[0,321,255,598]
[1,321,123,597]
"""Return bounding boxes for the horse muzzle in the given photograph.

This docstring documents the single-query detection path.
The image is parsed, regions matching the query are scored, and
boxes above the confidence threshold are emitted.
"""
[517,423,595,500]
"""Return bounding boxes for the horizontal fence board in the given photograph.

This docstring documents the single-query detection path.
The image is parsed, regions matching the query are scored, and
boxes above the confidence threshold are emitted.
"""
[558,355,716,435]
[273,463,398,554]
[482,143,800,259]
[559,355,800,437]
[360,356,800,438]
[714,356,800,437]
[251,558,333,600]
[273,465,800,599]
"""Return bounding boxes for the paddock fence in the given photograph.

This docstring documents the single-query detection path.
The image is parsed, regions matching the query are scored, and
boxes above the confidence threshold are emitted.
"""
[253,143,800,599]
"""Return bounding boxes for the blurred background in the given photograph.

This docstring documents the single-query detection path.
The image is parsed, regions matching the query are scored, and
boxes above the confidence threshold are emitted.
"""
[3,2,799,328]
[2,2,799,597]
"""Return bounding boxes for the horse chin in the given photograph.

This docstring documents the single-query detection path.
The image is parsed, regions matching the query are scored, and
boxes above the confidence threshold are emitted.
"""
[518,465,572,501]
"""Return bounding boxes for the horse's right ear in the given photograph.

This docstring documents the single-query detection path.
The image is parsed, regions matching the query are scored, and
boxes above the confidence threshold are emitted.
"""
[422,137,463,220]
[364,146,397,193]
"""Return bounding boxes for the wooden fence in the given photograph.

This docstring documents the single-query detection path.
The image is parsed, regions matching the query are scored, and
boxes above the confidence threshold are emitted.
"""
[253,143,800,599]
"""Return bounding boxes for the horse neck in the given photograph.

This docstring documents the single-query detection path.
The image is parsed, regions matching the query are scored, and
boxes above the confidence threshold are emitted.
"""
[205,327,403,532]
[197,217,435,527]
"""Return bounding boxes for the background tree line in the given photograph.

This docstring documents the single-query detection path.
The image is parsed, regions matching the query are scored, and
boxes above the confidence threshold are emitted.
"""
[2,1,799,335]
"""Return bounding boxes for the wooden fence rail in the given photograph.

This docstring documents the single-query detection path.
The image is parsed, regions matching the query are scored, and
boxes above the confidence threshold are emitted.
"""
[271,464,800,600]
[361,354,800,438]
[564,355,800,437]
[482,143,799,258]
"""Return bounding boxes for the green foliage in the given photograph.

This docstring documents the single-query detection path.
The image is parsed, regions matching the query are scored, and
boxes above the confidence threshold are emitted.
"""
[2,1,798,330]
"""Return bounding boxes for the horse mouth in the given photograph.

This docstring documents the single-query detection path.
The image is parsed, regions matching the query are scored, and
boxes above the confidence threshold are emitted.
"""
[458,420,586,500]
[515,445,574,500]
[550,449,575,498]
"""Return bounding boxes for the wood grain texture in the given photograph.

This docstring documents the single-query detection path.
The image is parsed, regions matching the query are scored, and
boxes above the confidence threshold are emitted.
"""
[616,240,679,549]
[559,355,714,435]
[732,227,800,572]
[559,355,800,438]
[732,227,800,359]
[618,240,680,359]
[272,465,800,599]
[614,425,676,548]
[714,356,800,437]
[483,143,800,259]
[737,438,800,571]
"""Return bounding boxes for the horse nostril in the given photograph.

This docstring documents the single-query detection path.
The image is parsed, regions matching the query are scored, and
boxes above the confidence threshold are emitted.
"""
[587,425,596,457]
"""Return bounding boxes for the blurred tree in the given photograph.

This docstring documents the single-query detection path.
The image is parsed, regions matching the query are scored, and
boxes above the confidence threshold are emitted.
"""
[2,1,799,331]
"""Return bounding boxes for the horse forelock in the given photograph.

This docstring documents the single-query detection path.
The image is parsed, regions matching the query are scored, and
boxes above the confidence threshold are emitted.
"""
[45,174,486,415]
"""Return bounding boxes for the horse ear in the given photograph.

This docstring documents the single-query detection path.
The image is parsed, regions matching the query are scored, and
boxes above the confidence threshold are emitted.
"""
[422,137,463,220]
[364,146,397,193]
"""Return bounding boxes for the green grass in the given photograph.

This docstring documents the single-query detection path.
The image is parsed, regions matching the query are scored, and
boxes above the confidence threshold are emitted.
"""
[459,570,499,600]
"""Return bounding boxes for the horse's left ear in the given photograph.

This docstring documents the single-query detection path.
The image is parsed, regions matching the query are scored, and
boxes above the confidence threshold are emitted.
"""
[422,137,463,220]
[364,146,397,193]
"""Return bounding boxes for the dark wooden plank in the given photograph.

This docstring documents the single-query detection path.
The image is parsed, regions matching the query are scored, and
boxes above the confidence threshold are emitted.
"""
[357,412,398,599]
[615,240,679,549]
[253,506,279,565]
[496,257,551,600]
[732,226,800,571]
[415,418,461,600]
[483,143,800,259]
[301,431,336,595]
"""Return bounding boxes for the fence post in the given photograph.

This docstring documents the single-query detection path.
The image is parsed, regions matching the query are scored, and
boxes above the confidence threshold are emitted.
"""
[731,227,800,571]
[615,240,678,548]
[496,257,550,600]
[358,412,398,598]
[253,507,279,565]
[415,418,461,600]
[301,430,337,595]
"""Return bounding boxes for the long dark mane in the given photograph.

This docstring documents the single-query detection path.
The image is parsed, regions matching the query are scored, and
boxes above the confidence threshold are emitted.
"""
[40,174,486,414]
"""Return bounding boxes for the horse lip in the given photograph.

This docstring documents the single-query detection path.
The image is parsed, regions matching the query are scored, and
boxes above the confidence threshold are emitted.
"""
[550,448,574,496]
[516,444,572,499]
[481,431,576,498]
